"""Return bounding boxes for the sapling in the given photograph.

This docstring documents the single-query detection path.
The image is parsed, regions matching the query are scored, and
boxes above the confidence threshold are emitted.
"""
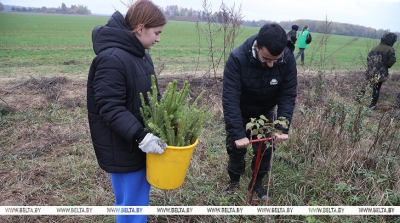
[246,115,289,146]
[140,75,210,147]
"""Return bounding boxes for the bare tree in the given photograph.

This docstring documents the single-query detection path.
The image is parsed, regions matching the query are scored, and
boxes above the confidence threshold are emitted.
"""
[196,0,243,79]
[119,0,135,8]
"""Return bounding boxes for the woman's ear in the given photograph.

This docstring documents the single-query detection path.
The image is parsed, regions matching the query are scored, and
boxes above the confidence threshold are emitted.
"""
[135,24,144,34]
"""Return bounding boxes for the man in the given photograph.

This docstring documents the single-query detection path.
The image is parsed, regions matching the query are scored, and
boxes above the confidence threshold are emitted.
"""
[222,23,297,200]
[365,32,397,109]
[286,24,299,54]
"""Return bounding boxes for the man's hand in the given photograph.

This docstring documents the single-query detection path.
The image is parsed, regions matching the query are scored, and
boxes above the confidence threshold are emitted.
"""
[235,137,250,149]
[138,133,167,154]
[274,133,289,143]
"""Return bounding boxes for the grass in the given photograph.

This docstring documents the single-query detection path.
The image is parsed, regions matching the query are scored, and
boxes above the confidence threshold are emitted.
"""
[0,12,400,223]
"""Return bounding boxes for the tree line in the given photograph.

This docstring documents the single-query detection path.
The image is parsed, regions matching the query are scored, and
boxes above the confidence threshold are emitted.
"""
[161,5,399,39]
[278,19,397,39]
[1,2,397,38]
[0,2,91,15]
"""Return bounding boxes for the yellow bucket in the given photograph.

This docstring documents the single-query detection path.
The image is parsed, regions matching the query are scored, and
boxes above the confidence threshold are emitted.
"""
[146,139,198,190]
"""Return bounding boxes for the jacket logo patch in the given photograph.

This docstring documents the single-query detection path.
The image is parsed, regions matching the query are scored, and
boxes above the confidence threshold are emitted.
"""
[270,79,278,85]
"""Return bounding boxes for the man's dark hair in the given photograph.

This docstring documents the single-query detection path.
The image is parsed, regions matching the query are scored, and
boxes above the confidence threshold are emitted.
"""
[291,25,299,31]
[257,23,287,56]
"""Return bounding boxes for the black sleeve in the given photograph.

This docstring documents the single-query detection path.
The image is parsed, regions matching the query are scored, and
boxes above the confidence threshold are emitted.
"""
[222,53,246,141]
[92,54,144,143]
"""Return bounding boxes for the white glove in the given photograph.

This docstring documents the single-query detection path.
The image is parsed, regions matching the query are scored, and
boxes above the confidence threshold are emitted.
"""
[138,133,167,154]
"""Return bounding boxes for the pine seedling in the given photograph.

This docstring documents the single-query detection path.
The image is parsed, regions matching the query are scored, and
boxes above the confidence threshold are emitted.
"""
[140,75,211,146]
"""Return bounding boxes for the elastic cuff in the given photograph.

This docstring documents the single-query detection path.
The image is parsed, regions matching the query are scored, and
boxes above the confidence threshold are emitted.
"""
[135,129,149,143]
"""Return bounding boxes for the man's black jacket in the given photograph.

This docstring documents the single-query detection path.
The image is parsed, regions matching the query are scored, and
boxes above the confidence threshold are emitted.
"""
[366,32,397,82]
[222,34,298,141]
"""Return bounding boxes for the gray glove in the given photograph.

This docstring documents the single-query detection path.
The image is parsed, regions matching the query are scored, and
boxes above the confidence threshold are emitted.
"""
[138,133,167,154]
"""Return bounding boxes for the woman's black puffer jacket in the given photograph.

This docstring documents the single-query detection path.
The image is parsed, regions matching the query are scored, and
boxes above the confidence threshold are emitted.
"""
[87,11,160,173]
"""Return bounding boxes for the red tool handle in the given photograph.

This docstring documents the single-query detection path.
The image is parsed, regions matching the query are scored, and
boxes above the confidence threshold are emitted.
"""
[249,137,273,143]
[247,136,273,204]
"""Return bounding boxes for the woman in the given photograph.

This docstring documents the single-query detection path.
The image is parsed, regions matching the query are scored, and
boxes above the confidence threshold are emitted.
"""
[286,24,299,54]
[294,25,309,66]
[87,0,167,222]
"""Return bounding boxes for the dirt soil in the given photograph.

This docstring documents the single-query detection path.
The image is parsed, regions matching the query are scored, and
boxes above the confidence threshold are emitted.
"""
[1,72,399,176]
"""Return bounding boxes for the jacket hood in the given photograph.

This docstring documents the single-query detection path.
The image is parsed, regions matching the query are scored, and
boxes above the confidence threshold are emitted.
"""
[238,34,256,63]
[241,34,288,67]
[381,32,397,47]
[91,11,145,57]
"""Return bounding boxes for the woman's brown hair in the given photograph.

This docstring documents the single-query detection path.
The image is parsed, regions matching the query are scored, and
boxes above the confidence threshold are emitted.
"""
[301,25,309,34]
[125,0,166,32]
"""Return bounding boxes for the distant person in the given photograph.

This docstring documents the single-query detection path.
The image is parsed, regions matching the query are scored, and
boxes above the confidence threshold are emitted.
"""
[397,91,400,107]
[221,23,297,200]
[365,32,397,109]
[87,0,167,222]
[286,25,299,53]
[294,25,310,66]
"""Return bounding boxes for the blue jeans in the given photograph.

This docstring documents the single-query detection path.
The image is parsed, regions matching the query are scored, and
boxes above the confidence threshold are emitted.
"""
[109,168,150,223]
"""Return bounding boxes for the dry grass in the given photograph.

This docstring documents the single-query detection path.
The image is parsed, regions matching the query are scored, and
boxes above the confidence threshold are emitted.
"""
[0,72,400,222]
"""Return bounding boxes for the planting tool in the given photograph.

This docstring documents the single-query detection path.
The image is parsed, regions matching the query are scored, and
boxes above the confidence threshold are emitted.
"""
[247,137,273,205]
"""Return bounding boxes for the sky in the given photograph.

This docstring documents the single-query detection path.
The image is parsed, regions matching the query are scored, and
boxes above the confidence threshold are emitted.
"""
[3,0,400,32]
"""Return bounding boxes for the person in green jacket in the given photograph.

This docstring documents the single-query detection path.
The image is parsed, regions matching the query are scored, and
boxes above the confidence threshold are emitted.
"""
[294,25,309,66]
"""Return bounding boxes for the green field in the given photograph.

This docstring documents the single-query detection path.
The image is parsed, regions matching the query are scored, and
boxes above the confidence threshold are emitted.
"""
[1,12,399,80]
